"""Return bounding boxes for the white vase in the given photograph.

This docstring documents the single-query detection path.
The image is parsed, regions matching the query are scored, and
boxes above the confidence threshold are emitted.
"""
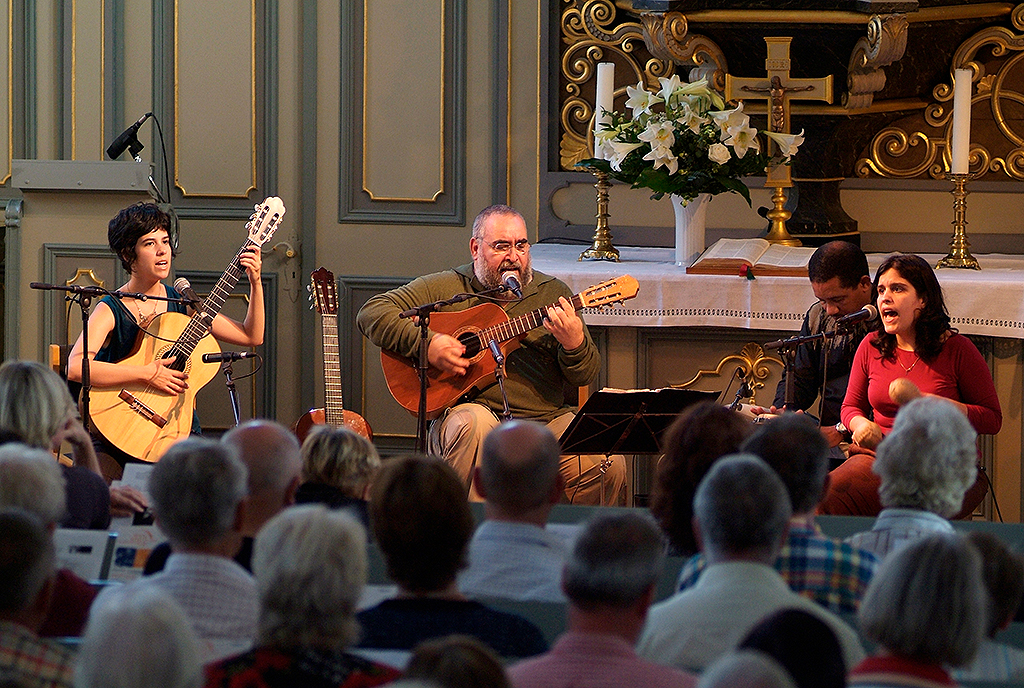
[672,193,710,267]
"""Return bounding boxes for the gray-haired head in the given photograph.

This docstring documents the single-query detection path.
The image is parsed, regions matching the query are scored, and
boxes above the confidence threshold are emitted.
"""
[741,413,829,514]
[74,585,202,688]
[471,205,525,239]
[859,532,984,667]
[148,438,248,549]
[479,420,560,515]
[693,454,792,563]
[698,650,798,688]
[0,508,55,616]
[252,504,367,650]
[0,443,67,525]
[222,419,302,496]
[874,396,977,517]
[562,511,666,609]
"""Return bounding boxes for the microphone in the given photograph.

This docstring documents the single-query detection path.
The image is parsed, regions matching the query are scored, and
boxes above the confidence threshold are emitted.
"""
[106,112,153,160]
[202,351,258,363]
[173,277,203,307]
[501,272,523,298]
[487,339,505,365]
[835,304,878,327]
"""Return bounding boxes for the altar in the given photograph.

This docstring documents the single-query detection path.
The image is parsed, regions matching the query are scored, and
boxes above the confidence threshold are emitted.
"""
[531,243,1024,521]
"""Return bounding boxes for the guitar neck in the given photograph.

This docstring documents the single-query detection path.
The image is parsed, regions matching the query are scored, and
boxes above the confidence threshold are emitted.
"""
[321,312,345,425]
[169,240,254,362]
[478,293,583,345]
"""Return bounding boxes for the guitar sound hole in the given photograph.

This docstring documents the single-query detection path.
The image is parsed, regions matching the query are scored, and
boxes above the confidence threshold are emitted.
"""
[458,331,482,359]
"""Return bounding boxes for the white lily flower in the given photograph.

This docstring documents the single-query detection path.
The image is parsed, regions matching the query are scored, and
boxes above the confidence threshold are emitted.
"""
[644,145,679,175]
[710,103,750,138]
[724,123,761,159]
[606,141,645,170]
[674,103,706,135]
[708,142,732,165]
[658,75,686,105]
[625,82,662,120]
[638,120,676,150]
[764,128,805,157]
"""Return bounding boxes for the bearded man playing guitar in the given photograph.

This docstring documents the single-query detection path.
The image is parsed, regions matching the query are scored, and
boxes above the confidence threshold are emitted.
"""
[67,202,265,470]
[357,204,626,505]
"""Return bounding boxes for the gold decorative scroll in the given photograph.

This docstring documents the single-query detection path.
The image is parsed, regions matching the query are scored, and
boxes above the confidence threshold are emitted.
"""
[559,0,673,170]
[639,11,727,91]
[669,342,783,401]
[844,14,909,110]
[857,3,1024,179]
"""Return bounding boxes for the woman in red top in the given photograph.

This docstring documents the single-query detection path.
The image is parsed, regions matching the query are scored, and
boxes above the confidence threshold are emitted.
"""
[823,253,1001,516]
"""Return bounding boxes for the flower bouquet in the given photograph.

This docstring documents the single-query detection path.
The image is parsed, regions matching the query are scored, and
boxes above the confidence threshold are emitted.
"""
[580,75,803,206]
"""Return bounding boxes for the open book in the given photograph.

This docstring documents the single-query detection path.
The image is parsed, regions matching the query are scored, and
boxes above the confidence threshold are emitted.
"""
[685,238,816,276]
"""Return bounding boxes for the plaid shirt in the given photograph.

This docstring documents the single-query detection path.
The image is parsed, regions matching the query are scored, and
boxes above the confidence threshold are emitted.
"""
[0,620,74,688]
[677,516,878,614]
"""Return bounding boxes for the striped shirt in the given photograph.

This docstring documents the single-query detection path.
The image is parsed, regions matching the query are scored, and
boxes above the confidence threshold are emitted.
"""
[677,516,878,614]
[0,620,74,688]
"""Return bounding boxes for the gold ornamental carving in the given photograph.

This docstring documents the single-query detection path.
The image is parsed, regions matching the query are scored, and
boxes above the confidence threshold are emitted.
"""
[638,11,727,91]
[844,14,910,110]
[857,3,1024,179]
[559,0,674,170]
[669,342,783,402]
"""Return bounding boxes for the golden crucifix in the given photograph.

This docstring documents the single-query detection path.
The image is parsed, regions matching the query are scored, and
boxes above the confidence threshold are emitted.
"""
[725,37,833,245]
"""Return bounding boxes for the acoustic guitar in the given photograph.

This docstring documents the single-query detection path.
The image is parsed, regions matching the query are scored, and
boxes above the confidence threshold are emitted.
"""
[89,197,286,462]
[380,275,640,418]
[293,267,373,442]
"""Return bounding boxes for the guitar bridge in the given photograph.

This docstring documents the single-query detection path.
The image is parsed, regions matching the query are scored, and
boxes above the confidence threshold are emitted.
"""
[117,390,168,428]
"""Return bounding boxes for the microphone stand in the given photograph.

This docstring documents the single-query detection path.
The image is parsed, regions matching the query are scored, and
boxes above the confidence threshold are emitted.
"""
[399,284,511,453]
[30,282,193,431]
[487,340,513,421]
[764,320,861,411]
[218,360,242,427]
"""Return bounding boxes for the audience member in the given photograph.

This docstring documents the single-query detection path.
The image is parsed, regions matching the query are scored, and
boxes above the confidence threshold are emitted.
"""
[0,360,126,529]
[649,402,753,556]
[677,413,877,613]
[406,635,510,688]
[136,438,257,661]
[636,454,863,672]
[295,425,380,528]
[356,454,547,658]
[0,444,96,638]
[845,397,977,559]
[205,505,399,688]
[0,509,74,688]
[697,651,798,688]
[738,609,846,688]
[953,531,1024,683]
[145,420,302,574]
[850,532,984,687]
[74,585,202,688]
[508,511,696,688]
[459,421,571,602]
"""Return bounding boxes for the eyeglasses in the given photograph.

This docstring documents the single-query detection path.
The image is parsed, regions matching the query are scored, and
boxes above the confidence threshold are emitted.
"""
[481,238,530,254]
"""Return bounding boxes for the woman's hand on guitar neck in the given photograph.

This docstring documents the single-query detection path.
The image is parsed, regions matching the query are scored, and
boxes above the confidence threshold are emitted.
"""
[428,334,468,376]
[147,358,189,395]
[240,246,262,285]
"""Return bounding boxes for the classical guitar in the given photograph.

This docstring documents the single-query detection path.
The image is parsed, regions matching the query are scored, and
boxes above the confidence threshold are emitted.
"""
[293,267,373,442]
[89,197,286,462]
[380,275,640,418]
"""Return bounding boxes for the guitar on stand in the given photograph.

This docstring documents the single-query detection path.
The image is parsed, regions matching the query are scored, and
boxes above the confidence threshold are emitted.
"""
[294,267,373,442]
[381,275,640,418]
[88,197,285,462]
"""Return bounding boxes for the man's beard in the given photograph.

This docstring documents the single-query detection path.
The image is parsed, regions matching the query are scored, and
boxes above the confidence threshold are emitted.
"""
[475,254,533,292]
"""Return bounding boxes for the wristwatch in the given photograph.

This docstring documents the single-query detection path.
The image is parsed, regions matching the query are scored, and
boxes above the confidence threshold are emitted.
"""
[834,421,852,442]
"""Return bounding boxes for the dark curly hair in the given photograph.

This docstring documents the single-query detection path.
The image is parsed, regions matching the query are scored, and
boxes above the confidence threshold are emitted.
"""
[108,202,176,273]
[650,402,754,556]
[871,253,953,361]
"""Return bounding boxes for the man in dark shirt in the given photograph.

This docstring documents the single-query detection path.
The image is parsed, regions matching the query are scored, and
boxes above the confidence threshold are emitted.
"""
[760,241,874,458]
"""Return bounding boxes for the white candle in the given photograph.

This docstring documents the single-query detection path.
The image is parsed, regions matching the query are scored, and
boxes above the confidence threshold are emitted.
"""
[594,62,615,158]
[950,68,972,174]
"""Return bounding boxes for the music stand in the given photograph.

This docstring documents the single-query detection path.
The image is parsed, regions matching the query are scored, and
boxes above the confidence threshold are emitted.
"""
[559,387,720,456]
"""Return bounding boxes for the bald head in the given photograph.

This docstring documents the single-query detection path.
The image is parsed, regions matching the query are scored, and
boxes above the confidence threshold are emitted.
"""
[478,421,561,517]
[222,420,302,533]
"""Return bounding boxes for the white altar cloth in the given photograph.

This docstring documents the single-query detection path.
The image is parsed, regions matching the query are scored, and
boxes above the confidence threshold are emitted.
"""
[531,244,1024,339]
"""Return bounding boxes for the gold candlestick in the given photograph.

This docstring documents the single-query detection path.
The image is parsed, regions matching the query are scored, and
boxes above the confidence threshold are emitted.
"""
[936,172,980,270]
[579,170,620,262]
[763,186,802,246]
